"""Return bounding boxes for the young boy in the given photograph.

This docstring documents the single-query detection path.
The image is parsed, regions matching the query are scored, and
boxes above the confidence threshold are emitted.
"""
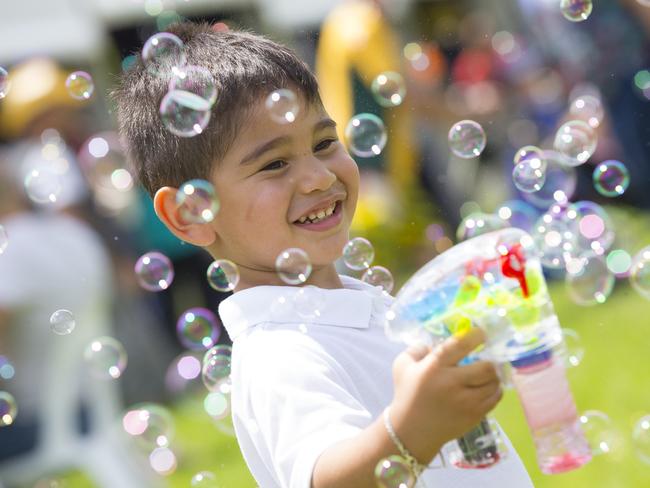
[114,22,533,487]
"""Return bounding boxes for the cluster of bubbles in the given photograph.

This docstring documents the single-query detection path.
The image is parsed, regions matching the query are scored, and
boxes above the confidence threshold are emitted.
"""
[141,32,216,138]
[122,402,177,475]
[341,237,394,293]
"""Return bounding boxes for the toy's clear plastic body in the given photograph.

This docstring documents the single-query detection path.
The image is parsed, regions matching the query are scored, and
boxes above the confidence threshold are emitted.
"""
[387,228,591,473]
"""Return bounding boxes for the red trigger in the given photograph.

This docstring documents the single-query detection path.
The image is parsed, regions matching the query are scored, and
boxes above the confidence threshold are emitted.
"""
[500,244,529,297]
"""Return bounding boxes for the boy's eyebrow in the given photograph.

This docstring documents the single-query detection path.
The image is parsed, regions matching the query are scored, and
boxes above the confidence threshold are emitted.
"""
[239,117,337,166]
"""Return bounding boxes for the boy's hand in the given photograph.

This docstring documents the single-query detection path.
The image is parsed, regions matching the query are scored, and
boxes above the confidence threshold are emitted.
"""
[389,328,503,466]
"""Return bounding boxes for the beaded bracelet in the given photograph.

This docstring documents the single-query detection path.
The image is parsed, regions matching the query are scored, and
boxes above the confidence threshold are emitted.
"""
[383,408,428,477]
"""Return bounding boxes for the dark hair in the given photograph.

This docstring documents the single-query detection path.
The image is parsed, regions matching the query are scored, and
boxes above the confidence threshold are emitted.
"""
[112,22,321,196]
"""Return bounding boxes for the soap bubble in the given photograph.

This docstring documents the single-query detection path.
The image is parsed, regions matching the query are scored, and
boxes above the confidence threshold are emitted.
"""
[177,179,219,223]
[135,252,174,292]
[0,225,8,254]
[556,328,584,368]
[521,150,578,208]
[160,89,211,138]
[65,71,94,100]
[565,201,615,255]
[202,345,232,392]
[169,65,217,107]
[496,200,539,233]
[0,66,9,98]
[375,455,415,488]
[276,248,312,284]
[292,286,326,320]
[362,266,395,294]
[49,309,76,335]
[513,145,542,166]
[176,307,221,350]
[457,213,508,242]
[448,120,486,159]
[206,259,239,292]
[512,159,546,193]
[532,207,577,269]
[0,356,14,380]
[0,391,17,426]
[191,471,218,487]
[553,120,597,165]
[24,167,62,204]
[630,246,650,299]
[592,160,630,197]
[149,446,177,475]
[265,89,299,124]
[371,71,406,107]
[560,0,593,22]
[565,254,615,305]
[342,237,375,270]
[345,113,387,157]
[142,32,186,74]
[84,337,128,379]
[579,410,618,456]
[570,95,603,128]
[78,132,132,194]
[632,415,650,465]
[122,403,174,449]
[204,390,231,421]
[606,249,632,277]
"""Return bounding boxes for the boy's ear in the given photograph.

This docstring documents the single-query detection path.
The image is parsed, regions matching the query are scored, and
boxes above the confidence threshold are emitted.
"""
[153,186,217,247]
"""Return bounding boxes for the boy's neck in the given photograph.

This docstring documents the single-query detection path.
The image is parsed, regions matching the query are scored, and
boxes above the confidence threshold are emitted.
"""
[234,262,343,292]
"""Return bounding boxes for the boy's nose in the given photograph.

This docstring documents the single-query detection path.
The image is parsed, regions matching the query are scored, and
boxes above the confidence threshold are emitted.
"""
[296,156,337,193]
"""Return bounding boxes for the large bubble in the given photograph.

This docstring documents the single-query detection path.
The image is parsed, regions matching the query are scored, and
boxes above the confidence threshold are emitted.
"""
[160,89,211,138]
[345,113,387,157]
[448,120,486,159]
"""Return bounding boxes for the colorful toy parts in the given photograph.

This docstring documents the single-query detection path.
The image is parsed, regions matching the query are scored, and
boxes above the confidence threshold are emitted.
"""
[387,228,592,474]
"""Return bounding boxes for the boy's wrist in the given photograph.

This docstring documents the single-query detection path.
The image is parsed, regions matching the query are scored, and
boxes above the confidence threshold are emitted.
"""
[388,401,444,467]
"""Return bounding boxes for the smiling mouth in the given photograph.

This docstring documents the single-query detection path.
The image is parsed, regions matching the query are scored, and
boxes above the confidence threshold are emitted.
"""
[293,200,342,226]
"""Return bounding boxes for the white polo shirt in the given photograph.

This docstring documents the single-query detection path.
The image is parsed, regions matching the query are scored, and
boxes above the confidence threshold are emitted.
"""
[219,275,533,488]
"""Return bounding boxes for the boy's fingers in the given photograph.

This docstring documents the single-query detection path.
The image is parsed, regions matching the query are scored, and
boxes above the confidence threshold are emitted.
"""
[434,328,486,367]
[456,360,499,387]
[393,344,430,374]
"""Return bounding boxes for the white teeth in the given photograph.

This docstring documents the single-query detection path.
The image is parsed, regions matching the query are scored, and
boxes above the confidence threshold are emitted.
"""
[297,201,338,224]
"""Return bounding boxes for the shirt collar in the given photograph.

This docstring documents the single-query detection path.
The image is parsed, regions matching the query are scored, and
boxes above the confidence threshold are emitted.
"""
[218,275,389,340]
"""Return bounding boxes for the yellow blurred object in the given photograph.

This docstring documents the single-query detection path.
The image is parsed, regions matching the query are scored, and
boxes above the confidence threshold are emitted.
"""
[0,58,81,139]
[316,0,419,190]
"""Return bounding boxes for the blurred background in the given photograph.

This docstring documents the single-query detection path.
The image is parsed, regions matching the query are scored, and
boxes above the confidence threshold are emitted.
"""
[1,0,650,486]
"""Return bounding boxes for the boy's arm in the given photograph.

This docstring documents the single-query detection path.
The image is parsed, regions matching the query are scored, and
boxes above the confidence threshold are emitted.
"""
[312,328,501,488]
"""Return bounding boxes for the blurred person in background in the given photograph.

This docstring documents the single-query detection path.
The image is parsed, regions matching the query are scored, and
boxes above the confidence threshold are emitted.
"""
[0,58,159,487]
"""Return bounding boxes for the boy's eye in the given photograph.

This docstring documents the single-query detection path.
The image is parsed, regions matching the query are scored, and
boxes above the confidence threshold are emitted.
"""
[314,138,337,152]
[260,160,287,171]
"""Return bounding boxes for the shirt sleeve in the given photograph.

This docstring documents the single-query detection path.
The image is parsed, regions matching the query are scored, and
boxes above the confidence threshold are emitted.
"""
[235,330,374,488]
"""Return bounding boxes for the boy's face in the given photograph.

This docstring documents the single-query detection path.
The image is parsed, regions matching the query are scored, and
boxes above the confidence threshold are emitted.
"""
[206,97,359,279]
